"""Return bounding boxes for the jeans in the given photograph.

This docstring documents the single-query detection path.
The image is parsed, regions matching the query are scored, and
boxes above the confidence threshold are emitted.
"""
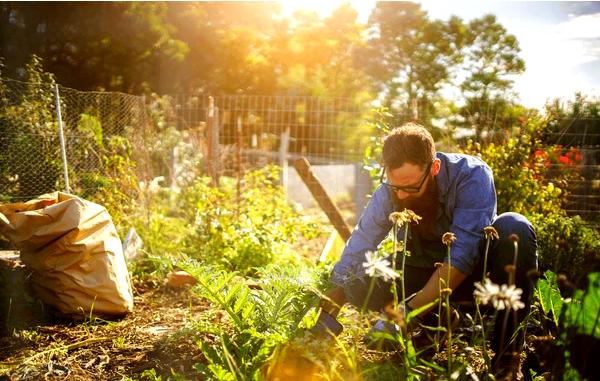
[344,212,538,354]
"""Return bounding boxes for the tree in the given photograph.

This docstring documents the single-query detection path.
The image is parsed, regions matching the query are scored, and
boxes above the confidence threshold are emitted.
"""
[163,2,283,94]
[458,14,526,141]
[0,2,188,93]
[360,2,466,128]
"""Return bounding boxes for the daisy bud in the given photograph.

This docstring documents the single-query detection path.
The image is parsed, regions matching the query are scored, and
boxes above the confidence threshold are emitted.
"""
[442,232,456,246]
[504,264,516,275]
[483,226,499,240]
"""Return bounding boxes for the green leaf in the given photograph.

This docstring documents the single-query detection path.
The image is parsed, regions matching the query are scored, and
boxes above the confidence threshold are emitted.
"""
[536,270,564,327]
[564,272,600,339]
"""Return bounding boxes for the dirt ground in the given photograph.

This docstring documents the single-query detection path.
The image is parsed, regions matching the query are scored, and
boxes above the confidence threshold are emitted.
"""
[0,278,209,381]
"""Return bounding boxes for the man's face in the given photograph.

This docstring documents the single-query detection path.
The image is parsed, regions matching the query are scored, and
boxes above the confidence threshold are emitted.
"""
[384,160,437,202]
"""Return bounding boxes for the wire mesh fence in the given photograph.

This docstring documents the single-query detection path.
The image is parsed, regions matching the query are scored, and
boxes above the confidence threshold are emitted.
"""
[0,78,149,201]
[57,85,149,195]
[166,94,371,219]
[0,79,64,200]
[0,77,598,227]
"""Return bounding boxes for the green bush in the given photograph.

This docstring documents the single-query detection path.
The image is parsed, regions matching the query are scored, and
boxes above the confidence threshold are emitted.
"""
[462,115,600,283]
[533,214,600,285]
[0,55,63,200]
[182,167,323,274]
[462,134,569,218]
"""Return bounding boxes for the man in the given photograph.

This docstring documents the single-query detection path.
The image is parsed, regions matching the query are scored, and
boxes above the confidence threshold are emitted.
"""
[311,123,537,374]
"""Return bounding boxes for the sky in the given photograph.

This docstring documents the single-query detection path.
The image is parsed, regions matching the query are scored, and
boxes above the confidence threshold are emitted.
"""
[279,1,600,110]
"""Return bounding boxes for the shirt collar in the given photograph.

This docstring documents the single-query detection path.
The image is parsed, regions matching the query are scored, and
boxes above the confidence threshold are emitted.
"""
[435,152,450,202]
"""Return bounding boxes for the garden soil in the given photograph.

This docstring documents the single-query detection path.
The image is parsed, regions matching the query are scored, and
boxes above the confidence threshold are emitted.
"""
[0,278,209,380]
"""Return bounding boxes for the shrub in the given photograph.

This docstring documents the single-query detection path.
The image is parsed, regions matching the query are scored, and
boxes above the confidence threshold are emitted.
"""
[462,134,570,219]
[533,213,600,285]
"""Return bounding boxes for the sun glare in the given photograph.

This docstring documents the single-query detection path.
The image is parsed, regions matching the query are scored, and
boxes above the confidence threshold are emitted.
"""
[278,0,373,21]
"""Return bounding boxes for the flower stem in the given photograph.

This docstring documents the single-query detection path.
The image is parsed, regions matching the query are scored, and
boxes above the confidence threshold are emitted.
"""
[474,297,491,372]
[482,237,491,281]
[361,276,376,314]
[400,224,409,311]
[391,223,399,311]
[446,246,453,375]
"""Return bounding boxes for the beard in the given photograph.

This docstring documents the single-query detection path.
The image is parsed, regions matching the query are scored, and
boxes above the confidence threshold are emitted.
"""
[399,176,439,232]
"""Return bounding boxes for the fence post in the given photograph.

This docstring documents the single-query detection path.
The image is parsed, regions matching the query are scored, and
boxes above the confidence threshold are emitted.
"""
[54,84,70,194]
[411,98,419,121]
[279,127,290,192]
[206,97,220,186]
[236,116,242,206]
[206,97,213,180]
[212,106,220,186]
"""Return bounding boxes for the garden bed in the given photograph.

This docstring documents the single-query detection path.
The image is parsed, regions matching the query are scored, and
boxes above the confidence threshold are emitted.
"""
[0,278,208,380]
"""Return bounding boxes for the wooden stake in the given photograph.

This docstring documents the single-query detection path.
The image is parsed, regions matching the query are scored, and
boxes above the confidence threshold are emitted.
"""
[293,158,352,242]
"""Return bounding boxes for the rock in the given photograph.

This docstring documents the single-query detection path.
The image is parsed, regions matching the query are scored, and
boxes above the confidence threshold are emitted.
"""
[165,270,198,289]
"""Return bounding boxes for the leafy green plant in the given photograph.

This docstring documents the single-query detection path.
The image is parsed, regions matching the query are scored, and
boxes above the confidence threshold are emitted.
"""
[531,270,600,380]
[0,55,63,200]
[533,213,600,285]
[182,263,326,380]
[463,134,569,219]
[179,166,324,275]
[78,135,139,233]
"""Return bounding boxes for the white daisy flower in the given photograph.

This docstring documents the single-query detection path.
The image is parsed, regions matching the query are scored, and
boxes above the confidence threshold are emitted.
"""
[362,251,399,282]
[473,278,525,311]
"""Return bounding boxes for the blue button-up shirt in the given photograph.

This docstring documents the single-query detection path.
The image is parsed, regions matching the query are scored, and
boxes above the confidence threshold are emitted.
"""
[331,152,497,287]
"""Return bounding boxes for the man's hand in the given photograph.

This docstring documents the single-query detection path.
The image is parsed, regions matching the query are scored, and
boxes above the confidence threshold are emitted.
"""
[407,262,467,314]
[383,302,423,334]
[309,310,343,337]
[308,287,347,337]
[319,286,346,317]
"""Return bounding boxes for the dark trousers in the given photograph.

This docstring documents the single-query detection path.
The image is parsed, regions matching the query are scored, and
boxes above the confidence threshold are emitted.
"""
[344,212,538,355]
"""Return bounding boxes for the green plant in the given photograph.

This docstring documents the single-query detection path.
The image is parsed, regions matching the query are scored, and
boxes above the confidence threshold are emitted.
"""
[78,135,139,234]
[0,55,62,200]
[181,263,326,380]
[533,213,600,285]
[141,368,162,381]
[180,166,323,275]
[463,134,569,219]
[532,270,600,380]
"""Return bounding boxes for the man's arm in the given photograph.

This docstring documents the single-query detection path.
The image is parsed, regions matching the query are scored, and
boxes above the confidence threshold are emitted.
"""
[407,262,466,314]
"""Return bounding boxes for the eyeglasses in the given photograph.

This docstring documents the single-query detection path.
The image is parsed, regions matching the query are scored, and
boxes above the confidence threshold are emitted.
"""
[380,161,433,194]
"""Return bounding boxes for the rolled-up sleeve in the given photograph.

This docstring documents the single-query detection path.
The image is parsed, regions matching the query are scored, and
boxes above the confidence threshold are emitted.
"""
[445,165,496,275]
[331,185,394,287]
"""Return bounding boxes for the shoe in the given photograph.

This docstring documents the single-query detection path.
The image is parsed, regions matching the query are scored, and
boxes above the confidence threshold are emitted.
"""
[309,310,343,337]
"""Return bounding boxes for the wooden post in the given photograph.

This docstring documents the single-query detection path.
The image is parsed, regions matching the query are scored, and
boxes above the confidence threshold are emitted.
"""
[206,97,220,186]
[212,107,220,185]
[293,158,352,242]
[206,97,214,180]
[279,127,290,192]
[411,98,419,121]
[236,116,242,207]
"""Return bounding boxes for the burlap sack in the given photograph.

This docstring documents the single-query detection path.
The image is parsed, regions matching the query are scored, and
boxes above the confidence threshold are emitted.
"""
[0,192,133,317]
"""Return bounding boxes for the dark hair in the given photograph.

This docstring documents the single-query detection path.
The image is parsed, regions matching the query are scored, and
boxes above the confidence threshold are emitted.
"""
[382,122,436,169]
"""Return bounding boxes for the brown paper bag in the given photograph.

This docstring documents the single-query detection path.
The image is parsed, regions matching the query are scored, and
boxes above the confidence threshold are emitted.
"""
[0,192,133,317]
